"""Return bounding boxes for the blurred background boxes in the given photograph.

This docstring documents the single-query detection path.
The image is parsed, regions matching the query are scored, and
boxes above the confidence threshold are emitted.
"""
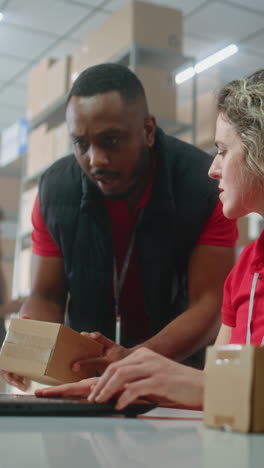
[27,56,71,121]
[70,0,182,82]
[137,66,176,121]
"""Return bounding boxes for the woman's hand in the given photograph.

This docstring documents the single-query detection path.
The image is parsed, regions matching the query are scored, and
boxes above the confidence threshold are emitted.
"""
[35,377,99,399]
[87,348,204,409]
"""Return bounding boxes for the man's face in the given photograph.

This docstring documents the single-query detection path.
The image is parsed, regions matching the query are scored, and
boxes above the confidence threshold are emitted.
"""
[66,92,155,199]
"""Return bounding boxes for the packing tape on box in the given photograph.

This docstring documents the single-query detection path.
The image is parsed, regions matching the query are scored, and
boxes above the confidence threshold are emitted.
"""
[2,329,53,363]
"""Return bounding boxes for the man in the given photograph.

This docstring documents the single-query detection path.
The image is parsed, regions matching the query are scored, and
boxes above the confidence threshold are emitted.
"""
[17,63,236,378]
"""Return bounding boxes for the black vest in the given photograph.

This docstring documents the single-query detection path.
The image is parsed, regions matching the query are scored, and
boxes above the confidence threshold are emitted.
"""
[39,127,219,348]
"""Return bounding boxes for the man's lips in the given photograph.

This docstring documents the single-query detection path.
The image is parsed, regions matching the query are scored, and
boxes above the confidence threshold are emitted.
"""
[91,172,120,183]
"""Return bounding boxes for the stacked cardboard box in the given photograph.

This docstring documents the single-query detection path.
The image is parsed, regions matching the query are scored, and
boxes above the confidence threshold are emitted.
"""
[70,0,182,122]
[27,56,71,121]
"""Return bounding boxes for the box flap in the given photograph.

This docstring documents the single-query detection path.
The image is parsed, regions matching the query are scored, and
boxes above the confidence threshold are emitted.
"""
[46,325,103,383]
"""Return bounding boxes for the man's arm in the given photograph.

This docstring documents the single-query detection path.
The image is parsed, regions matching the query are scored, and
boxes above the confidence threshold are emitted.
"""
[138,244,235,360]
[20,253,67,322]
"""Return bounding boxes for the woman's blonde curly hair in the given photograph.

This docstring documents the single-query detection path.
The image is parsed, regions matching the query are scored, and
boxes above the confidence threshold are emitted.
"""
[217,69,264,184]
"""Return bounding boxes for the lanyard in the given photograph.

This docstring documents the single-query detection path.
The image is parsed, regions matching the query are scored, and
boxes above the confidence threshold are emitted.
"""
[113,208,144,345]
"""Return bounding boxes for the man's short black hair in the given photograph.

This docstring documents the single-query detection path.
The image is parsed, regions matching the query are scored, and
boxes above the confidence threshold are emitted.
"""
[67,63,148,107]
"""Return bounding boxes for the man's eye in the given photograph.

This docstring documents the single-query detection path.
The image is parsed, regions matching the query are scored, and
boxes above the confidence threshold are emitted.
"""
[103,136,120,147]
[74,140,89,153]
[217,149,226,157]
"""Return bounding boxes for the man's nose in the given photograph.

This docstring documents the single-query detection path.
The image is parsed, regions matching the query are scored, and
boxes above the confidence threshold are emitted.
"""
[208,155,221,180]
[88,146,109,167]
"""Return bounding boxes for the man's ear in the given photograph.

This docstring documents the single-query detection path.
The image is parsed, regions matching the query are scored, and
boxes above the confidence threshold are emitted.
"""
[144,116,156,148]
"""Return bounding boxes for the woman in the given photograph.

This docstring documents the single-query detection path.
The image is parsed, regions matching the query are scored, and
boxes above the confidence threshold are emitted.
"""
[36,71,264,408]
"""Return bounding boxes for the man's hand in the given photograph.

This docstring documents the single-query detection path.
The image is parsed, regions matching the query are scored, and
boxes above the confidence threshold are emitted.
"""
[72,332,131,374]
[0,371,30,392]
[35,377,99,399]
[87,348,204,409]
[0,297,25,318]
[0,314,31,391]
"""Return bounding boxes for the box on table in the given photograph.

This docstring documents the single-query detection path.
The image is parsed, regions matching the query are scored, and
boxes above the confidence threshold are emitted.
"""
[204,345,264,433]
[0,318,103,385]
[70,0,182,82]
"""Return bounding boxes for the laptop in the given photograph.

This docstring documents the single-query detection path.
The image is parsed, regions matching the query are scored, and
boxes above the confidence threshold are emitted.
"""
[0,394,156,417]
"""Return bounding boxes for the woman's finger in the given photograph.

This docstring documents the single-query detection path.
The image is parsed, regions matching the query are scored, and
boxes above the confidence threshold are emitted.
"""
[94,364,150,403]
[35,377,99,399]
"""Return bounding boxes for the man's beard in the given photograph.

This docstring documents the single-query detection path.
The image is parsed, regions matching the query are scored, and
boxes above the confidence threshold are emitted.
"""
[103,144,152,201]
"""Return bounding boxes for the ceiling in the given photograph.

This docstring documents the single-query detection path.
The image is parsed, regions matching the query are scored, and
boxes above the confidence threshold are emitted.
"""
[0,0,263,135]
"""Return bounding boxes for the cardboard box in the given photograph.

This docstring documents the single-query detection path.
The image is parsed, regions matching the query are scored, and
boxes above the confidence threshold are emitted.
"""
[46,56,71,108]
[27,58,56,121]
[177,91,218,151]
[204,345,264,433]
[0,318,103,385]
[0,178,20,213]
[1,238,16,259]
[70,0,182,82]
[53,122,70,160]
[1,260,14,301]
[26,124,49,177]
[136,66,176,120]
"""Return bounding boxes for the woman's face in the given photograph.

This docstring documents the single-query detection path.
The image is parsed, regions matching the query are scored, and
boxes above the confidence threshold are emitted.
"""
[208,113,264,218]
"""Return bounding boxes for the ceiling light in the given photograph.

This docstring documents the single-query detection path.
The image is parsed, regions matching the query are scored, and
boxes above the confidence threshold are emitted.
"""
[175,67,195,85]
[175,44,238,84]
[0,12,3,21]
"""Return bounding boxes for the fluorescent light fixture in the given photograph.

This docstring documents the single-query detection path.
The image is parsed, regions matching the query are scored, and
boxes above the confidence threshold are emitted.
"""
[0,12,3,21]
[175,44,238,84]
[175,67,195,84]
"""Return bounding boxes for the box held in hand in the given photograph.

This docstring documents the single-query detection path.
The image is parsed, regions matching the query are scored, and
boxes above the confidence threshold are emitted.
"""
[0,318,103,386]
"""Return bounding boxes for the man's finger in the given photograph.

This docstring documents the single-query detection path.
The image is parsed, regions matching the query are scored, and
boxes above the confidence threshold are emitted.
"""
[72,357,110,374]
[81,331,116,348]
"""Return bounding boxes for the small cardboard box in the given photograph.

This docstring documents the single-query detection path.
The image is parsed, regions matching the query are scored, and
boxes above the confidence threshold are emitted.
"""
[0,318,103,386]
[204,345,264,433]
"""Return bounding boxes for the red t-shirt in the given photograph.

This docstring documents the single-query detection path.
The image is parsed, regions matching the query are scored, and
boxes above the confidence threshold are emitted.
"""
[32,183,238,343]
[222,229,264,346]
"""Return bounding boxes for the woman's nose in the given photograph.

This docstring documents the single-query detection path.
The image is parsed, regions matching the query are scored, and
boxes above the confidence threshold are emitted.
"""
[208,155,221,180]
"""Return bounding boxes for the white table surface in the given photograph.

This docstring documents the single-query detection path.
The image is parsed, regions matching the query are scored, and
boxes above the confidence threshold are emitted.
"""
[0,407,263,468]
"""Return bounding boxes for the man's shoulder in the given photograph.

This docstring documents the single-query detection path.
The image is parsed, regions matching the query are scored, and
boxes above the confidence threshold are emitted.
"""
[161,130,211,163]
[39,154,82,203]
[42,153,80,180]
